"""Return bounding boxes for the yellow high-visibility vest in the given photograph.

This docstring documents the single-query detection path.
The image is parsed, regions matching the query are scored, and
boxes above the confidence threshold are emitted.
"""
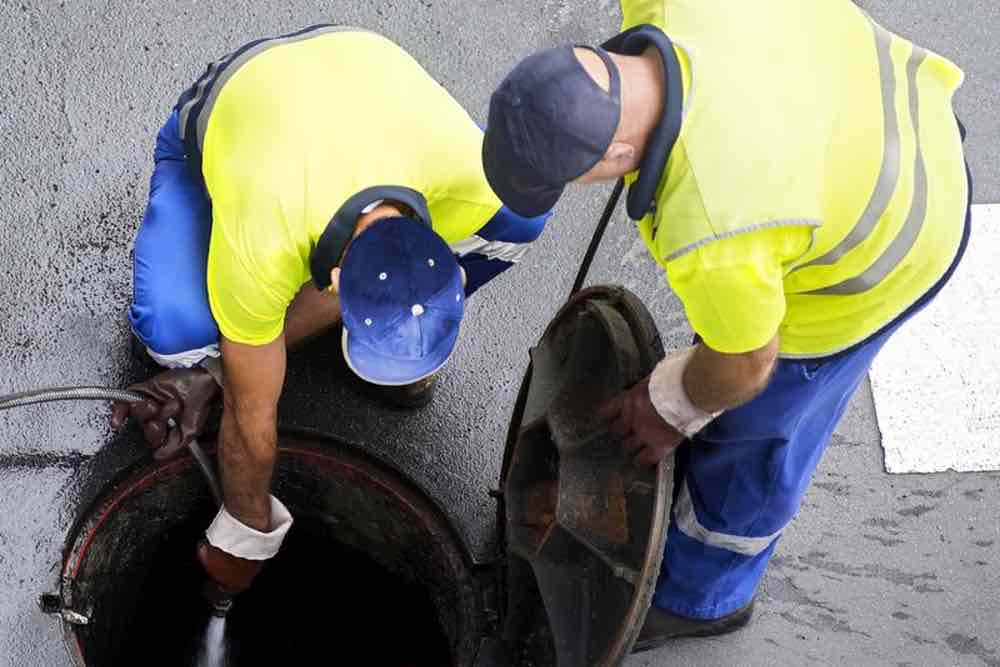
[620,0,967,357]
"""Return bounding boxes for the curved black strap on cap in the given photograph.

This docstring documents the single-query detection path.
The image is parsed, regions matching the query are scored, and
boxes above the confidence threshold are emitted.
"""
[575,45,622,102]
[310,185,432,290]
[603,24,684,221]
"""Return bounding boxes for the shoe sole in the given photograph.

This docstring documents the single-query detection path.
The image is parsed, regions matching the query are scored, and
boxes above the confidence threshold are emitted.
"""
[369,383,437,410]
[632,608,753,653]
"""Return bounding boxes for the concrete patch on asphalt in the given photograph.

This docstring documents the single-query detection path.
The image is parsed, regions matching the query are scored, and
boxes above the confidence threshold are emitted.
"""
[871,204,1000,473]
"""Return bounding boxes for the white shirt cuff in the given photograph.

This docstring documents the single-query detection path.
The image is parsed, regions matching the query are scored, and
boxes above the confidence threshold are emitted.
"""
[205,495,293,560]
[647,346,721,439]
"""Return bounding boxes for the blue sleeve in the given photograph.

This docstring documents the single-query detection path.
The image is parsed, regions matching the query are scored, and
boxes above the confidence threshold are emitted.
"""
[453,204,553,296]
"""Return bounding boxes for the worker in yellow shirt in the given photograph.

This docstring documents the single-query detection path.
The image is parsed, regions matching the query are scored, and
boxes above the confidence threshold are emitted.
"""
[111,26,550,597]
[483,0,969,650]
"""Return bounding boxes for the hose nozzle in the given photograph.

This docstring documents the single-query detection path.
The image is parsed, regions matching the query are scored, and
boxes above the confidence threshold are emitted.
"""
[202,580,233,618]
[211,598,232,618]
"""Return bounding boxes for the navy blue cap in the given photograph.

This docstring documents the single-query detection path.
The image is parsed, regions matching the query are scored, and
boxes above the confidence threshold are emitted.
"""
[483,45,621,217]
[339,217,465,386]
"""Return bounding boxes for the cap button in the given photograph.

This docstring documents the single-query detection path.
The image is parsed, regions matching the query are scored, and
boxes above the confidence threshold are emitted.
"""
[411,304,425,317]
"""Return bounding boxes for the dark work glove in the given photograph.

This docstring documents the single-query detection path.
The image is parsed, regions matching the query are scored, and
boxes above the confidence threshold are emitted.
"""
[110,367,221,460]
[197,541,265,595]
[599,377,684,468]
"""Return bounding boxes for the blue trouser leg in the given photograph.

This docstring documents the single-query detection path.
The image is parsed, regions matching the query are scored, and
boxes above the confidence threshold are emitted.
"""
[129,111,219,367]
[651,335,893,619]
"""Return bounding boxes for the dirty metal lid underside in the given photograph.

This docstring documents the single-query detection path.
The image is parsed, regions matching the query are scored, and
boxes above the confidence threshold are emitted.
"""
[499,286,672,666]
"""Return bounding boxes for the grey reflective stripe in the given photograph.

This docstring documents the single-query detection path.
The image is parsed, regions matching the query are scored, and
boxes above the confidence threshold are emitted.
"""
[664,218,822,263]
[789,23,900,275]
[177,58,226,141]
[673,480,781,557]
[191,25,366,151]
[807,46,929,296]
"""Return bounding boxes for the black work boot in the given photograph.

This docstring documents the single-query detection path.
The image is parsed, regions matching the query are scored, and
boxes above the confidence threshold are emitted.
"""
[632,601,754,653]
[373,374,438,410]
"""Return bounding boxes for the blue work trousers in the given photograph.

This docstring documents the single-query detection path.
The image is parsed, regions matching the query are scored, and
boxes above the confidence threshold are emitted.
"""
[654,160,972,620]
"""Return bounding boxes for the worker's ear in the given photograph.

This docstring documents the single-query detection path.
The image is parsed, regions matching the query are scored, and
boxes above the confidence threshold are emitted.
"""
[575,142,638,183]
[603,142,637,169]
[329,267,341,294]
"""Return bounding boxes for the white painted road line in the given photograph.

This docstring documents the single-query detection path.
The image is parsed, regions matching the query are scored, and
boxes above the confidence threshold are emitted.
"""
[871,204,1000,473]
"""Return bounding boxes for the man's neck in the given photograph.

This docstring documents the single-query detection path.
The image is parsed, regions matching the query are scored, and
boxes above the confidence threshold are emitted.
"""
[614,47,666,152]
[335,201,409,268]
[354,201,407,236]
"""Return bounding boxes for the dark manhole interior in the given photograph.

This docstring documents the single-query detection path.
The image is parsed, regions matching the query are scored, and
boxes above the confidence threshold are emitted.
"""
[116,510,451,666]
[66,440,474,667]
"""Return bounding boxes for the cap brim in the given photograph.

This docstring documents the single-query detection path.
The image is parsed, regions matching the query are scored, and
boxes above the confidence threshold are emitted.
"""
[483,131,564,219]
[341,325,458,387]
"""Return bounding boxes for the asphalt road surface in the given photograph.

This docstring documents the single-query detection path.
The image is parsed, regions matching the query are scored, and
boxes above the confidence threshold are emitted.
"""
[0,1,997,665]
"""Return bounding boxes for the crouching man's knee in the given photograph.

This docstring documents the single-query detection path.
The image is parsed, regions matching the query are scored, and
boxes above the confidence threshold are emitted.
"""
[128,288,219,368]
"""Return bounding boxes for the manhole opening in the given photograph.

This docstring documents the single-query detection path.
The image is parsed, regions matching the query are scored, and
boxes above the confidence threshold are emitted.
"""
[118,510,451,666]
[64,438,480,667]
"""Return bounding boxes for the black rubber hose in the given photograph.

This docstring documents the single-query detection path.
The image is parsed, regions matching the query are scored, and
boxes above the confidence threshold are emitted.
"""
[0,385,223,505]
[570,177,625,296]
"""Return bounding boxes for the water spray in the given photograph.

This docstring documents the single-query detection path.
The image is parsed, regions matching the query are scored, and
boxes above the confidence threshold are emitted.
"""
[203,581,235,617]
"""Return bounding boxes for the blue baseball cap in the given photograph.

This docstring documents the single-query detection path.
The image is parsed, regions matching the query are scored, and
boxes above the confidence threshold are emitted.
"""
[338,217,466,386]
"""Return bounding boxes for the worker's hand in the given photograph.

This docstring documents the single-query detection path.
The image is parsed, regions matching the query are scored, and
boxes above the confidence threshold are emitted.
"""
[110,368,221,460]
[600,376,684,468]
[197,541,264,595]
[198,495,293,595]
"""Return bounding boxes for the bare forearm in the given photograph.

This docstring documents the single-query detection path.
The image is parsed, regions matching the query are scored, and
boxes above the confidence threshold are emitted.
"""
[683,337,779,413]
[218,404,277,532]
[283,282,342,348]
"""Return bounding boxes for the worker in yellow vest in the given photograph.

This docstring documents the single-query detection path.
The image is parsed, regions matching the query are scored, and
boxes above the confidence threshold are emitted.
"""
[483,0,969,650]
[111,26,551,597]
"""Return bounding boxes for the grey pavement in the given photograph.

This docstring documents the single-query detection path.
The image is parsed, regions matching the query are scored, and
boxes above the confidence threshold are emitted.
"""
[0,1,997,666]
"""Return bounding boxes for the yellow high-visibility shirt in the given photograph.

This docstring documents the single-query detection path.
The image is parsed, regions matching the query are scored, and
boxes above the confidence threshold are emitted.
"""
[177,26,501,345]
[616,0,967,356]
